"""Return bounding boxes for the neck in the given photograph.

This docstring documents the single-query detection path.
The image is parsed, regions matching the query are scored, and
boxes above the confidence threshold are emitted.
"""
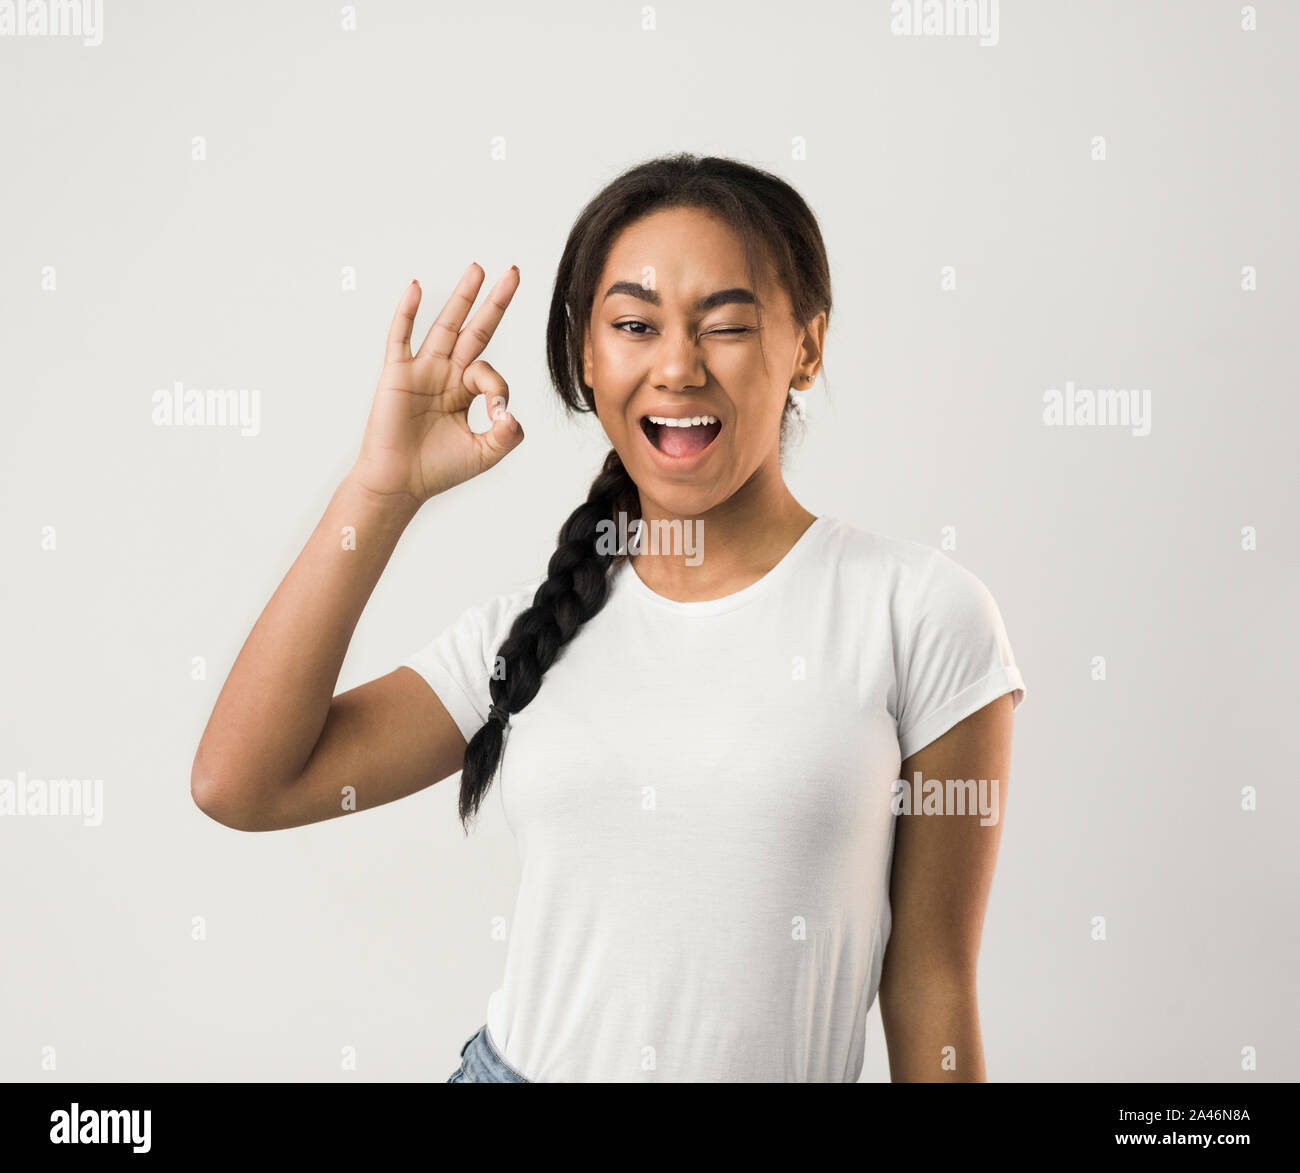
[628,472,817,604]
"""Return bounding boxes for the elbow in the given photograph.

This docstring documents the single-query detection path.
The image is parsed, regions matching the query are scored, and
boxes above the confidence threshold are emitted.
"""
[190,760,260,832]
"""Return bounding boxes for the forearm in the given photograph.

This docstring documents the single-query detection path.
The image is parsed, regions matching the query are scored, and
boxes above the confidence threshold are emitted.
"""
[879,969,987,1082]
[191,472,419,809]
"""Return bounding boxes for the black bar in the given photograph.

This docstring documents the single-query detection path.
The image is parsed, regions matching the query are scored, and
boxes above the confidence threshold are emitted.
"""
[1,1080,1287,1159]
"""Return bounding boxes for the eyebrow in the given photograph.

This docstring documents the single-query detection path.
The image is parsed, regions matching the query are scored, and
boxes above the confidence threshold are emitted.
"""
[602,282,759,313]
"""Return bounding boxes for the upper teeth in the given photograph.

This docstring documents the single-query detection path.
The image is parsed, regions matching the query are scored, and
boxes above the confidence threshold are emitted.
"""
[647,415,718,427]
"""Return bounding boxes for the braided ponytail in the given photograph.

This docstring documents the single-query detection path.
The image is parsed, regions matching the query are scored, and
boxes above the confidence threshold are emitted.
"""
[458,448,638,830]
[456,151,831,832]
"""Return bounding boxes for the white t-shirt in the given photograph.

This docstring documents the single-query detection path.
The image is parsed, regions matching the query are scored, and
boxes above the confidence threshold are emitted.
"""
[403,516,1026,1082]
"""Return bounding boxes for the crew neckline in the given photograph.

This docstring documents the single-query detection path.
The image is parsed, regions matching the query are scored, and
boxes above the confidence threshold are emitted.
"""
[618,516,830,615]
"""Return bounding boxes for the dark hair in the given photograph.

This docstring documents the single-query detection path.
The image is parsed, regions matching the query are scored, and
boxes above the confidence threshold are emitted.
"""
[456,152,832,831]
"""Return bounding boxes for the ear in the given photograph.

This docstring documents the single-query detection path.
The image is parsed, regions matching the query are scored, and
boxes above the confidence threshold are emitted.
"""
[799,312,827,375]
[582,332,593,388]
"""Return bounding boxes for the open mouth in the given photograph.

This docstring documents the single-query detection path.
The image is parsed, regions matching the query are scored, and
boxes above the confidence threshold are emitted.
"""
[639,414,723,459]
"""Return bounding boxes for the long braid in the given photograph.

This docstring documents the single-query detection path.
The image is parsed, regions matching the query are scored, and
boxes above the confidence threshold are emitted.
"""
[457,154,832,830]
[458,448,639,831]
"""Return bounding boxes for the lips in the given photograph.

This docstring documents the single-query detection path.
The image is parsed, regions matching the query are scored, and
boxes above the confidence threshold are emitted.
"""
[640,414,723,460]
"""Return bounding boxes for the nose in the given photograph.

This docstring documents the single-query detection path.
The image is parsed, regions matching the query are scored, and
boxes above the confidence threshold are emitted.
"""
[648,325,708,393]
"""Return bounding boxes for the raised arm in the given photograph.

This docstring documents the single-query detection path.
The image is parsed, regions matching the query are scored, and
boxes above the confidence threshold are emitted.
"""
[191,265,524,831]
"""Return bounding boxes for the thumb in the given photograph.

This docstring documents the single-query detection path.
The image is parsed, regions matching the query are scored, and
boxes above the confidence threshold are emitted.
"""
[460,358,523,474]
[474,406,524,472]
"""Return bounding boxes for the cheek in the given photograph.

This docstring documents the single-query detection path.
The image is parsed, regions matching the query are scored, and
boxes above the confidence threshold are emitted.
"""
[591,332,640,375]
[736,388,789,443]
[589,343,642,406]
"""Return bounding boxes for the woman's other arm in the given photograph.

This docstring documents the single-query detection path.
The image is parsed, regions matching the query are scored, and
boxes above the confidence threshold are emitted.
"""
[878,692,1015,1081]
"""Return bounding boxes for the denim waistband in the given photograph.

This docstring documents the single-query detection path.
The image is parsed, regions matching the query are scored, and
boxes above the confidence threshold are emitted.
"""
[449,1023,532,1083]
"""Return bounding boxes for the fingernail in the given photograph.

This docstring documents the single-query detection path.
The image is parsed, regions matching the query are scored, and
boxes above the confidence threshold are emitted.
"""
[511,265,519,274]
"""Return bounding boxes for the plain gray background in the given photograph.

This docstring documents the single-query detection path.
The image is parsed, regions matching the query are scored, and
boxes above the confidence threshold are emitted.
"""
[1,0,1295,1081]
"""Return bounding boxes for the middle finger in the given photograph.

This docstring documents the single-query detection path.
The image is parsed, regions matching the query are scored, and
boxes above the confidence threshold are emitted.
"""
[429,264,518,374]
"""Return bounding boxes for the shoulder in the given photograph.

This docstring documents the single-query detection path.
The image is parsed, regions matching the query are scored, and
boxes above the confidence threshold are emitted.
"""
[411,571,545,664]
[468,572,547,636]
[814,517,1005,638]
[814,516,955,599]
[816,521,1030,749]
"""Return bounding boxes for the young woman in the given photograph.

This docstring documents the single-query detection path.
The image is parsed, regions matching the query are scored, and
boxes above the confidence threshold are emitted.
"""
[191,153,1026,1084]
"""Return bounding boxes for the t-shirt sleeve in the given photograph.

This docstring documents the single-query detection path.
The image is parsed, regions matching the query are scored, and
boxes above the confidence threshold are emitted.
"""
[401,576,542,744]
[895,549,1026,761]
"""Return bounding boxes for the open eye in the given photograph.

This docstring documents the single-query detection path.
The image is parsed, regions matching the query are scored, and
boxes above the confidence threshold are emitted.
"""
[613,320,653,335]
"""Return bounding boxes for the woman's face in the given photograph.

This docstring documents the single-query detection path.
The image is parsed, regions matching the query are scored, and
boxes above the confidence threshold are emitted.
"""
[583,206,823,520]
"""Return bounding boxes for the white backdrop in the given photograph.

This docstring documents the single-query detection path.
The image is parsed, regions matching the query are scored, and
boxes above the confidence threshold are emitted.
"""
[1,0,1296,1081]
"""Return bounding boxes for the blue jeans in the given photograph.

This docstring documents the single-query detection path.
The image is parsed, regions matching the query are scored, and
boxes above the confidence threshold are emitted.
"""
[446,1024,532,1083]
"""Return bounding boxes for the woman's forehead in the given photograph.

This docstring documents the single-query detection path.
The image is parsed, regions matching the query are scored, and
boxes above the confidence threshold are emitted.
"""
[600,216,782,308]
